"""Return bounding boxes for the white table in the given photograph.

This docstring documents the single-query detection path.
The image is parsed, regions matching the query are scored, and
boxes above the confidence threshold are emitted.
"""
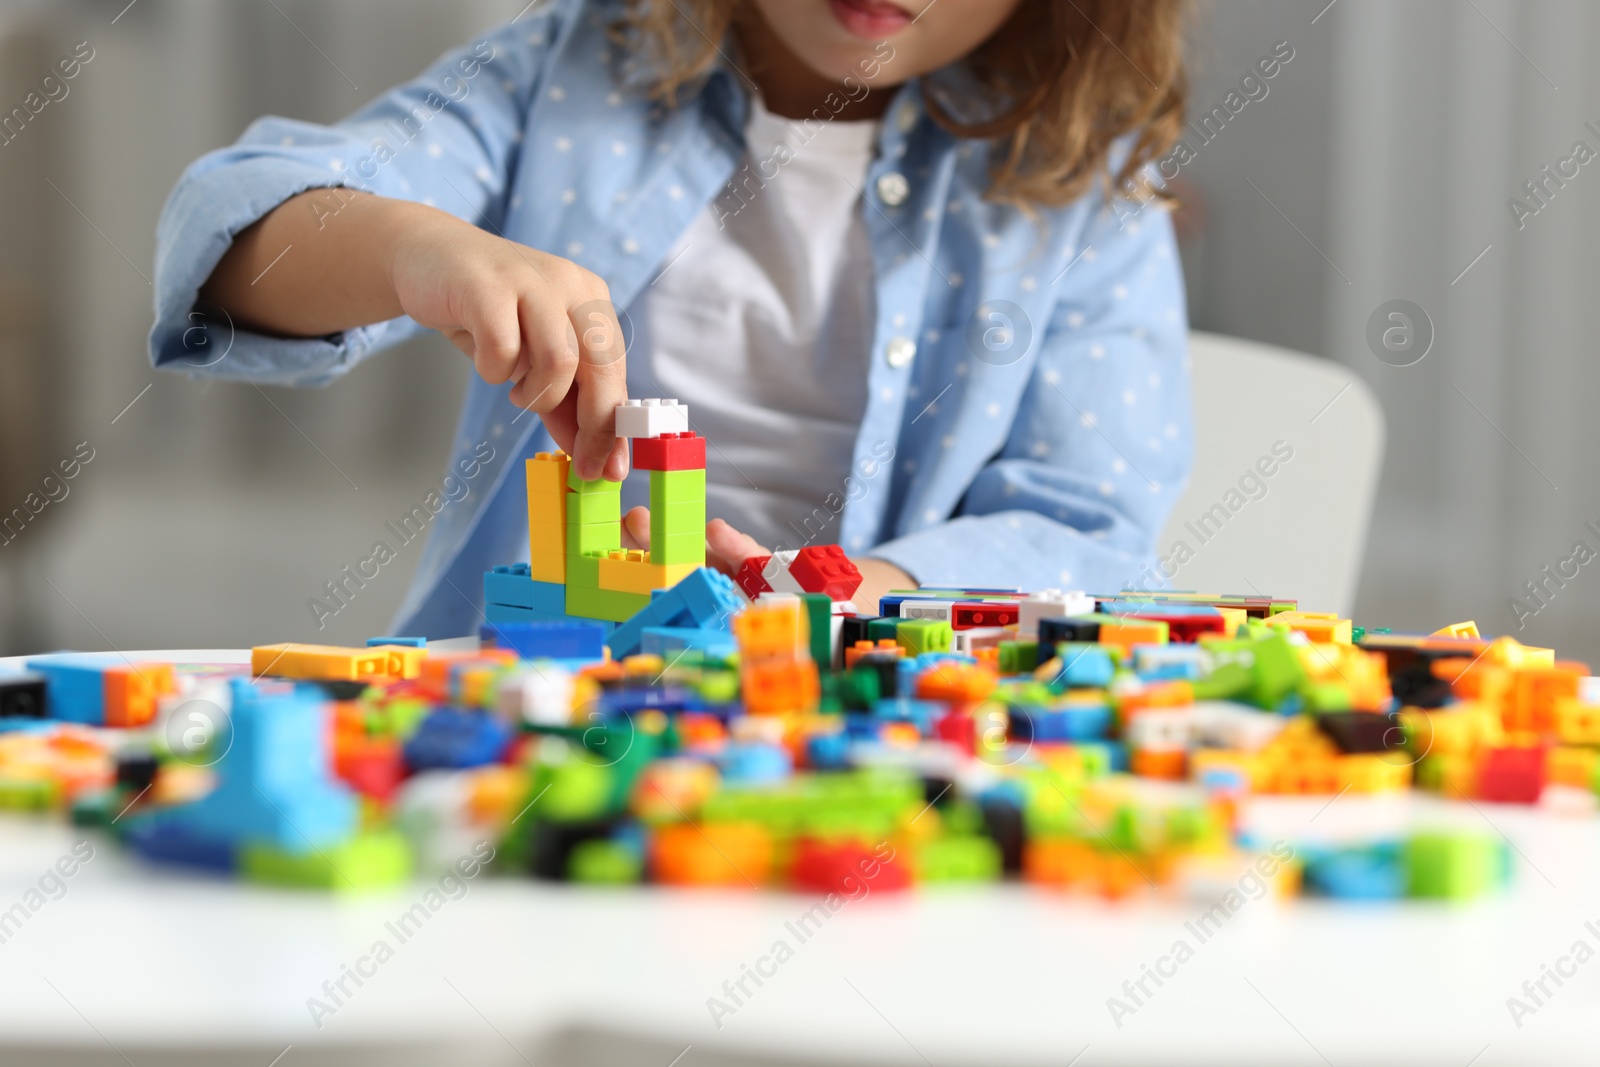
[1,652,1596,1067]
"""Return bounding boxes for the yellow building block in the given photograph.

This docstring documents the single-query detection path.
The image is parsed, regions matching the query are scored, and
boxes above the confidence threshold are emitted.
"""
[1270,611,1353,644]
[1216,606,1248,636]
[1337,754,1410,793]
[528,549,566,584]
[1549,745,1600,789]
[594,549,699,596]
[525,452,570,563]
[1555,697,1600,746]
[1431,620,1480,639]
[251,643,426,682]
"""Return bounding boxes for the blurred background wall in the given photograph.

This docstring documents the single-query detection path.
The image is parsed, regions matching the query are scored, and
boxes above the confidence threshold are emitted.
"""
[1,0,1598,659]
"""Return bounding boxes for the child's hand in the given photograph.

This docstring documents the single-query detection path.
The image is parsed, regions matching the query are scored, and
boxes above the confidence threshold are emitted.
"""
[390,212,629,482]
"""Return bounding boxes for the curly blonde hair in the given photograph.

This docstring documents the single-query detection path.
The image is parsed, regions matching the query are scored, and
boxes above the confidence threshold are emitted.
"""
[614,0,1189,208]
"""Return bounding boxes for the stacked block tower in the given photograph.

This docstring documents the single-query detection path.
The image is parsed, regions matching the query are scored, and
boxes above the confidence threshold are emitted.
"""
[487,399,710,627]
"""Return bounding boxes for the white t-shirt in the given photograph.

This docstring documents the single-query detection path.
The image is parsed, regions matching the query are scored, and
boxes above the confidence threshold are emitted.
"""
[632,94,879,551]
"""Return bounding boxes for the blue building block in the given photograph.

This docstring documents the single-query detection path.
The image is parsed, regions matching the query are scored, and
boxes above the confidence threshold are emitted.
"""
[125,816,237,873]
[607,568,744,659]
[601,685,703,718]
[1097,599,1224,617]
[23,654,121,725]
[481,620,607,660]
[1045,644,1117,688]
[1302,843,1407,900]
[806,732,851,771]
[640,626,738,660]
[484,565,568,613]
[1131,644,1207,681]
[367,636,426,648]
[484,602,571,626]
[721,742,792,784]
[872,698,939,735]
[173,679,357,853]
[1027,704,1112,743]
[402,708,512,770]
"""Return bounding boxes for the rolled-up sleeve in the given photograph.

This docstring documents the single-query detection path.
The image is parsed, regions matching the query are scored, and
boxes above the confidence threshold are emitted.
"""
[869,200,1193,593]
[149,9,567,386]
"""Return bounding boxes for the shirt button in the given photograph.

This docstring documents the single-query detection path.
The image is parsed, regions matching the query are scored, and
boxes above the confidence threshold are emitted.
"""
[885,336,917,368]
[876,171,910,207]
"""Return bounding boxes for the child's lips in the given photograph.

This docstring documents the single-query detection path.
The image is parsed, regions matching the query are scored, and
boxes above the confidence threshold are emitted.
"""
[827,0,915,39]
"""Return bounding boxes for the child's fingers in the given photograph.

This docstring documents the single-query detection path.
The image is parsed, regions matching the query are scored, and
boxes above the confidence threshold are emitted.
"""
[513,290,580,411]
[621,506,651,551]
[567,295,628,483]
[460,289,524,386]
[705,518,769,576]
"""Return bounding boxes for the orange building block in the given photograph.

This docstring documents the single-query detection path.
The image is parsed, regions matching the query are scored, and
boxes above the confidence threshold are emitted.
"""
[1097,618,1168,653]
[1131,748,1187,780]
[652,822,773,887]
[103,663,176,728]
[915,661,998,704]
[1505,663,1584,735]
[733,599,808,662]
[741,658,820,715]
[845,638,902,668]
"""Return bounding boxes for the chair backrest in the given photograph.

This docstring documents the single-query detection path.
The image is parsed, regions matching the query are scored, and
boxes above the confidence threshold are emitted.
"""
[1154,332,1385,616]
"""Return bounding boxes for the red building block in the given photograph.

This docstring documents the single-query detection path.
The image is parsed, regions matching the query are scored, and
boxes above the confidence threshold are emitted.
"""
[1477,746,1547,804]
[735,555,775,600]
[632,432,706,471]
[790,837,911,895]
[953,602,1020,630]
[788,545,863,601]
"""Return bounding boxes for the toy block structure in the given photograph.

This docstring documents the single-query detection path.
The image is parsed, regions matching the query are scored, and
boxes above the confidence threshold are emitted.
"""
[495,399,713,626]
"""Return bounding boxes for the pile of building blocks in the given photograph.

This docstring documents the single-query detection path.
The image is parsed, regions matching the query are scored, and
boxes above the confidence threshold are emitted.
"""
[3,404,1592,900]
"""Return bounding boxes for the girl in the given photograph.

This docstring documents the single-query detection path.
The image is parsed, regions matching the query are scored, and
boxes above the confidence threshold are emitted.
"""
[152,0,1193,637]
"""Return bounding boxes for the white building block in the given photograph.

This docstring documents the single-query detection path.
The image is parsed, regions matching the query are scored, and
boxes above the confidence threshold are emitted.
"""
[1192,701,1286,751]
[952,626,1010,656]
[900,599,955,623]
[1125,707,1194,751]
[1017,589,1096,637]
[615,398,690,439]
[496,666,574,727]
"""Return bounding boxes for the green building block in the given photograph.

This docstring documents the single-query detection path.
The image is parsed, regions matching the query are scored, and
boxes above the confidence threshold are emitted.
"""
[1191,661,1252,701]
[70,788,120,828]
[0,775,57,812]
[866,617,899,642]
[566,582,653,622]
[567,520,621,556]
[534,752,615,822]
[566,552,601,589]
[803,593,832,667]
[914,836,1002,883]
[241,831,412,891]
[650,498,705,540]
[567,469,622,495]
[568,839,643,884]
[897,618,952,657]
[648,468,706,503]
[567,490,620,525]
[652,531,703,565]
[998,640,1039,674]
[1405,831,1503,899]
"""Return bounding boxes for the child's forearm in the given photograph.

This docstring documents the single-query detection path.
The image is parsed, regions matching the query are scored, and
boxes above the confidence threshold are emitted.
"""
[201,190,443,338]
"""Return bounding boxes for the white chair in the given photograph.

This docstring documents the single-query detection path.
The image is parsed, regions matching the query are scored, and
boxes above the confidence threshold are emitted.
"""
[1155,332,1385,616]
